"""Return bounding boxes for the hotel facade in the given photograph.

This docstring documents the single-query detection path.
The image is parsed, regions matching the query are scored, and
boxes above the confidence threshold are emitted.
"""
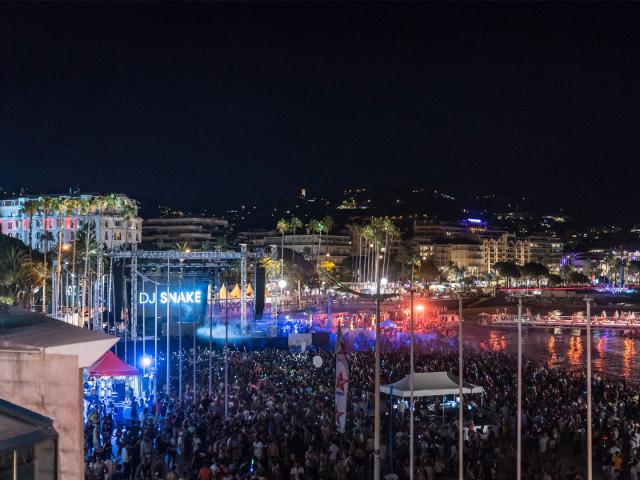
[0,193,142,252]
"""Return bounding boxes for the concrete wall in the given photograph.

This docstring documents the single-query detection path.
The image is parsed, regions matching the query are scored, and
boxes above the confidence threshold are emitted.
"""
[0,351,83,479]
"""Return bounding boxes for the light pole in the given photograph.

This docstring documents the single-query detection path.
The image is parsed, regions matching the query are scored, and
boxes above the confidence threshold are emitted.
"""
[585,296,593,480]
[165,258,170,397]
[178,276,182,400]
[154,283,158,400]
[320,242,391,480]
[458,295,464,480]
[142,277,146,382]
[409,264,415,480]
[374,247,381,480]
[193,279,197,406]
[517,295,522,480]
[208,281,213,395]
[278,279,287,317]
[225,284,229,421]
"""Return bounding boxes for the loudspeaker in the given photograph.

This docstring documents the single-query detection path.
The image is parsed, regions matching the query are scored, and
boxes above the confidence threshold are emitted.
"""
[254,265,266,319]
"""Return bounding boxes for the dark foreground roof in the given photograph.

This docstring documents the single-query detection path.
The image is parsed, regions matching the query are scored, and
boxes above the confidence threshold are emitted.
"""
[0,398,57,453]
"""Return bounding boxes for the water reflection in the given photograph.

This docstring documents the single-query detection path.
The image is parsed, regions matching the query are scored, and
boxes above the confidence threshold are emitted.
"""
[623,338,636,379]
[594,334,607,374]
[567,336,583,367]
[547,335,557,368]
[488,331,507,352]
[455,324,640,382]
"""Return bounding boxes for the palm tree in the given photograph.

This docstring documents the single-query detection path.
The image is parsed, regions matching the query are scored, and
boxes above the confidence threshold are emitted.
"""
[493,261,520,288]
[78,198,94,318]
[19,199,39,260]
[615,257,626,287]
[77,223,96,320]
[379,217,398,279]
[321,215,333,258]
[121,203,137,244]
[21,258,46,310]
[288,217,303,266]
[603,252,616,286]
[307,219,320,267]
[52,197,70,316]
[347,223,363,283]
[361,224,375,283]
[38,197,55,314]
[276,218,288,278]
[0,245,28,304]
[64,198,81,311]
[175,242,191,252]
[444,263,467,283]
[101,193,120,251]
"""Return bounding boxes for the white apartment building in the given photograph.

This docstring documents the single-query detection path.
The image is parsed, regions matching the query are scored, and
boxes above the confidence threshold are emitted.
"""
[413,221,563,276]
[142,217,228,249]
[0,194,142,252]
[418,241,483,277]
[259,234,353,263]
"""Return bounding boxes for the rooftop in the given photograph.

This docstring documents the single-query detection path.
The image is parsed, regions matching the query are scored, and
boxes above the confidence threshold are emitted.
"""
[0,398,57,453]
[0,307,118,368]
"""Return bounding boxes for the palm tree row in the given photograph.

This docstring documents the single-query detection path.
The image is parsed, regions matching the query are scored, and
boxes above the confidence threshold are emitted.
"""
[348,217,399,285]
[274,216,306,274]
[15,194,136,319]
[306,215,333,268]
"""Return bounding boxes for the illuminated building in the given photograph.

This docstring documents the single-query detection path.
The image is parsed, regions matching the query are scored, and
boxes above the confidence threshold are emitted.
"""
[258,233,353,263]
[413,220,563,275]
[142,216,228,249]
[0,193,141,253]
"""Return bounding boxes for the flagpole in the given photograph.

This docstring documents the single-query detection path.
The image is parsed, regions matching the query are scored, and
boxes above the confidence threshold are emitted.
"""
[335,321,349,435]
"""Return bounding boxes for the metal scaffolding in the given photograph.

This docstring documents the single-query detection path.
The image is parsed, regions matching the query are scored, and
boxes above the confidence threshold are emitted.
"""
[104,246,276,338]
[130,243,138,340]
[93,245,103,331]
[240,244,247,333]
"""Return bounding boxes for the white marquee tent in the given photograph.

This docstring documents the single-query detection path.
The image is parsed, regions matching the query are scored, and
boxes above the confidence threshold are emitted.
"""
[380,371,484,397]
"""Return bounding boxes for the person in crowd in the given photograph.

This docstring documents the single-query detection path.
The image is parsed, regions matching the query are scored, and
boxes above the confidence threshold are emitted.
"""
[84,340,635,479]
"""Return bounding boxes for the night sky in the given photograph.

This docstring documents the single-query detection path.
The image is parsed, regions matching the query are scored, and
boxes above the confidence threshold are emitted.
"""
[1,3,639,221]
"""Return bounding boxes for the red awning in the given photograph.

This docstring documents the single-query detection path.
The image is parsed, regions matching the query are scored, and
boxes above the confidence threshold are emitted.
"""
[88,351,139,377]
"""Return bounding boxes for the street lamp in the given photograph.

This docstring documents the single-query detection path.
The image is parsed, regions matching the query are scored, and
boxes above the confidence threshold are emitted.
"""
[141,355,153,368]
[458,295,464,480]
[409,264,416,480]
[318,243,393,480]
[278,279,287,289]
[585,296,593,480]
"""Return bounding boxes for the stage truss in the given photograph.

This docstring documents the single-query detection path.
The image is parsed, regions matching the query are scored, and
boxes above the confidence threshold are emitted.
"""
[94,245,277,336]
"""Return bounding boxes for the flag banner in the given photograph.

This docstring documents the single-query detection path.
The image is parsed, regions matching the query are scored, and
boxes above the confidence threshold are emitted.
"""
[335,324,349,433]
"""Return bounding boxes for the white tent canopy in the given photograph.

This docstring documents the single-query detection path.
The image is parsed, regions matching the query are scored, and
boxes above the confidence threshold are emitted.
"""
[380,372,484,397]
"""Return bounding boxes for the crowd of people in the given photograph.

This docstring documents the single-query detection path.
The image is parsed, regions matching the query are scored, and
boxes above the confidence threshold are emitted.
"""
[83,333,640,480]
